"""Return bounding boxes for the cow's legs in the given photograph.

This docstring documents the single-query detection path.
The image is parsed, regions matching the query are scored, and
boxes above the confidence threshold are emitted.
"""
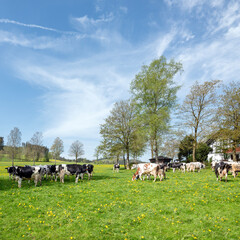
[18,178,22,188]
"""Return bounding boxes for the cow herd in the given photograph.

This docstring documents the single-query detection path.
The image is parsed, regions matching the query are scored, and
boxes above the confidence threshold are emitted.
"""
[131,161,240,183]
[5,164,94,188]
[131,162,205,182]
[5,160,240,188]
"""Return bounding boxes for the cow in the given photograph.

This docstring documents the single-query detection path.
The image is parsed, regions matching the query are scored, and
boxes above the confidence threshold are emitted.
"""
[189,162,203,172]
[44,165,59,180]
[81,164,94,180]
[231,163,240,178]
[5,166,16,180]
[14,166,44,188]
[131,164,138,170]
[170,163,183,173]
[58,164,87,183]
[113,163,120,172]
[215,162,231,182]
[180,163,186,173]
[132,163,165,182]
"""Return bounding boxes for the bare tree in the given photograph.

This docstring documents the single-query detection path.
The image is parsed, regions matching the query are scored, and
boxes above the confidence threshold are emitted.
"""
[69,140,84,163]
[214,81,240,161]
[30,132,43,165]
[178,80,220,161]
[51,137,64,164]
[7,127,22,166]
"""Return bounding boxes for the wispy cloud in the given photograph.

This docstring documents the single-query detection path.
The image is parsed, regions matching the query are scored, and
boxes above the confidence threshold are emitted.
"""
[72,13,114,31]
[0,18,77,35]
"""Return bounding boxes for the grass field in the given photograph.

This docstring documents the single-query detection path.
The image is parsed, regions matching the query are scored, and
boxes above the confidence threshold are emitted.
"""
[1,162,240,240]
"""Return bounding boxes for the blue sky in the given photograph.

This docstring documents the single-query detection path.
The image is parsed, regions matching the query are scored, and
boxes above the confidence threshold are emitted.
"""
[1,0,240,160]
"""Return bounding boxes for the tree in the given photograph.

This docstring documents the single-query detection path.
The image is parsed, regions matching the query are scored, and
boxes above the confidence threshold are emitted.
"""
[0,137,4,151]
[94,145,102,161]
[178,135,194,161]
[30,132,43,165]
[130,130,147,162]
[131,56,182,163]
[7,127,22,166]
[178,80,220,161]
[214,81,240,161]
[195,142,212,162]
[69,140,84,163]
[51,137,64,164]
[159,130,183,160]
[100,99,142,169]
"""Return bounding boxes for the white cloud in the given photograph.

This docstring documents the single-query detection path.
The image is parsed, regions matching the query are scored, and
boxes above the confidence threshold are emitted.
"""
[0,18,76,35]
[72,13,114,30]
[155,31,176,56]
[120,6,128,14]
[212,2,240,34]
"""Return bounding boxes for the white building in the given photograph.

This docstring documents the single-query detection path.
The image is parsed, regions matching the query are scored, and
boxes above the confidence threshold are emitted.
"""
[207,139,240,162]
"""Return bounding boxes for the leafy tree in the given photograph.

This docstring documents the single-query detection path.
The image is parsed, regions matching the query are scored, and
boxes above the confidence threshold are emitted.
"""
[178,80,220,161]
[51,137,64,164]
[94,145,104,161]
[30,132,43,164]
[214,81,240,161]
[130,130,147,162]
[178,135,194,161]
[100,99,141,169]
[69,140,84,163]
[195,142,212,162]
[7,127,22,166]
[131,56,182,163]
[0,137,4,151]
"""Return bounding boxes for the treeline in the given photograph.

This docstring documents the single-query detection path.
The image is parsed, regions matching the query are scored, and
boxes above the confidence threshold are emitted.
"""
[95,56,240,168]
[1,130,87,166]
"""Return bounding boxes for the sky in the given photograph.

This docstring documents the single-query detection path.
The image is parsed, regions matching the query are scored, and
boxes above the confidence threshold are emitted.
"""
[1,0,240,160]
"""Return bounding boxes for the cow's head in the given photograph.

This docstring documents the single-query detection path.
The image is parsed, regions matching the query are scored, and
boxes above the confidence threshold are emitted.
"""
[132,174,139,181]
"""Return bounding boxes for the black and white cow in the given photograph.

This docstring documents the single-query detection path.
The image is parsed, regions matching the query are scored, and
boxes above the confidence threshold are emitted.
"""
[215,162,232,182]
[83,164,94,180]
[168,163,183,173]
[5,166,16,180]
[14,166,44,188]
[58,164,87,183]
[113,163,120,173]
[44,165,59,180]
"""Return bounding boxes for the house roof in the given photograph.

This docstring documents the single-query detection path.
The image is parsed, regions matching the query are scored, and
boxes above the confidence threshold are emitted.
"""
[226,147,240,154]
[149,156,172,161]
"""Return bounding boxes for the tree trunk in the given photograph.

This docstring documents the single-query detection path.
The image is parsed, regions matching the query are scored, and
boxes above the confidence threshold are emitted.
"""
[126,146,130,170]
[193,128,198,162]
[123,152,126,169]
[151,139,154,159]
[155,138,159,164]
[12,152,14,167]
[232,142,237,162]
[75,153,78,163]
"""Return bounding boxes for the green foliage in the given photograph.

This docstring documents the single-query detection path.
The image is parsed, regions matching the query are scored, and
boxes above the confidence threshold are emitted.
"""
[100,99,142,168]
[50,137,64,160]
[196,142,213,162]
[0,137,4,150]
[1,163,240,239]
[131,56,182,161]
[178,135,194,160]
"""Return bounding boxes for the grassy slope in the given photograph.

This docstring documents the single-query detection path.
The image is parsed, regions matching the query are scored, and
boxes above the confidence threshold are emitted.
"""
[0,162,240,240]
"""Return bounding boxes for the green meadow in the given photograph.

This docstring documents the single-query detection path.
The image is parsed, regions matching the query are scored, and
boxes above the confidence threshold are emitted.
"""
[1,162,240,240]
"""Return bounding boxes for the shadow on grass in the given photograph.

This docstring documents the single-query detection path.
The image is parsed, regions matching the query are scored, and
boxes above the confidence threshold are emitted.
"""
[0,174,119,191]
